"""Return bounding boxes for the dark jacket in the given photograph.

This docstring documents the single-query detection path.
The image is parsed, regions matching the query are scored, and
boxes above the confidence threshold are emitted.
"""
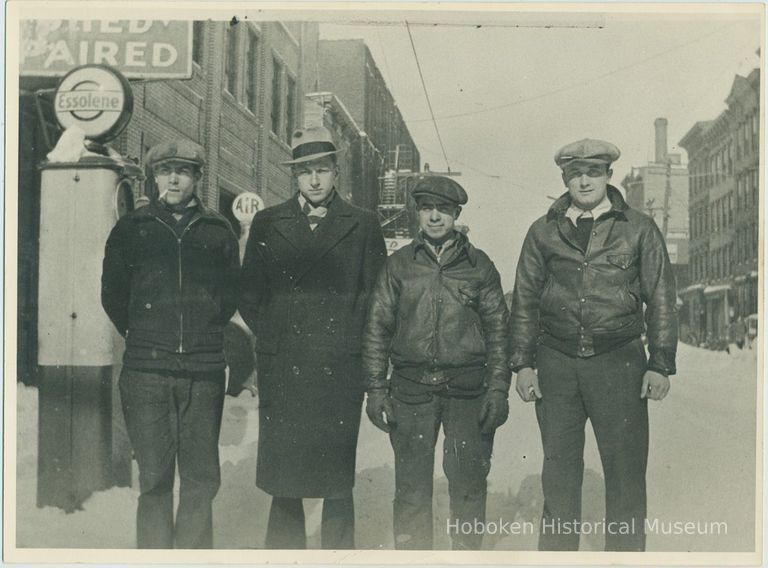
[509,186,678,375]
[238,194,386,497]
[101,199,240,372]
[362,231,511,394]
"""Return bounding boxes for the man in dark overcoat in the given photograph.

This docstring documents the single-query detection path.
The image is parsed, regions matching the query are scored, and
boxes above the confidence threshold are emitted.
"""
[101,139,240,548]
[239,126,387,549]
[510,139,678,551]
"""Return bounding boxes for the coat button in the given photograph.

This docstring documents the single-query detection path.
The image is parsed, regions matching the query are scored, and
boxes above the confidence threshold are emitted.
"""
[145,303,152,309]
[323,366,333,376]
[292,365,301,375]
[580,298,586,303]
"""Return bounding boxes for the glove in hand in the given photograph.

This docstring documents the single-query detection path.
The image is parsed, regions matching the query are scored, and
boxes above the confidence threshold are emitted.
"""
[366,390,396,433]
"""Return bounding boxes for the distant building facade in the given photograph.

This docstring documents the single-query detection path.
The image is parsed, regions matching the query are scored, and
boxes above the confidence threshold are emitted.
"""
[317,39,421,213]
[678,68,760,344]
[303,91,384,209]
[621,118,690,294]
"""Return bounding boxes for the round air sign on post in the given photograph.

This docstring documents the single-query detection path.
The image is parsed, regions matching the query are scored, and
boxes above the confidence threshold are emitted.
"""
[53,64,133,143]
[232,192,265,225]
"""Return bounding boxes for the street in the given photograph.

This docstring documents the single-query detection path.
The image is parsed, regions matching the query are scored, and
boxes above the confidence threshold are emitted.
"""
[15,341,757,551]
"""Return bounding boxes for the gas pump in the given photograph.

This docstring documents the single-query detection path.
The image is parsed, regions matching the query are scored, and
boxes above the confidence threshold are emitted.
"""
[36,65,142,511]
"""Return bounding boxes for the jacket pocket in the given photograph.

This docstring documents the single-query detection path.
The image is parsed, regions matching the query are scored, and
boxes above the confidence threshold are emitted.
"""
[607,254,637,270]
[458,285,480,308]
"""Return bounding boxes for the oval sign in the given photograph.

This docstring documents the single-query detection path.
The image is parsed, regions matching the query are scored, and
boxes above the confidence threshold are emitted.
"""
[232,191,265,224]
[54,64,133,142]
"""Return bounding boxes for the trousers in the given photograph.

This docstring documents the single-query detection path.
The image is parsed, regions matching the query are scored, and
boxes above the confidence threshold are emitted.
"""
[535,339,649,551]
[389,393,494,550]
[119,368,225,548]
[264,494,355,549]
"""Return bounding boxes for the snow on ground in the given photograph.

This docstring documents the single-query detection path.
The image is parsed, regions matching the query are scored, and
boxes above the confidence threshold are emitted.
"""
[14,341,759,551]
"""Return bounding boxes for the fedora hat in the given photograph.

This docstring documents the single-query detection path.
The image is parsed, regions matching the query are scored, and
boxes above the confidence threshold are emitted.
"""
[282,126,339,165]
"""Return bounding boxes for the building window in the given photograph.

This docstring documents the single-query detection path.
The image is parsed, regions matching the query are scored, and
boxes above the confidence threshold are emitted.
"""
[192,21,205,65]
[285,74,296,142]
[225,25,239,96]
[245,30,259,113]
[270,57,282,136]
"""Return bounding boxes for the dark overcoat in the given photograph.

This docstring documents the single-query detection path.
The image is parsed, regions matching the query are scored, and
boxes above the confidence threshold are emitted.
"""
[239,194,386,498]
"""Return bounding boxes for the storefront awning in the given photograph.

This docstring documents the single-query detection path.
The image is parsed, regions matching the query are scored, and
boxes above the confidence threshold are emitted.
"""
[703,284,732,296]
[680,283,706,296]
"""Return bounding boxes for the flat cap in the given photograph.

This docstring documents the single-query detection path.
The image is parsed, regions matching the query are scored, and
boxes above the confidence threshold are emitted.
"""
[146,139,206,169]
[554,138,620,168]
[411,175,468,205]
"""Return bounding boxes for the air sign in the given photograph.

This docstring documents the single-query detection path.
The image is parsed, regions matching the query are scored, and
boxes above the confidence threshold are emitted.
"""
[232,192,266,224]
[54,65,133,142]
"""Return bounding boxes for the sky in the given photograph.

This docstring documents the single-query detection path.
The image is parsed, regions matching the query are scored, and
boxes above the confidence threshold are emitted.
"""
[319,7,762,290]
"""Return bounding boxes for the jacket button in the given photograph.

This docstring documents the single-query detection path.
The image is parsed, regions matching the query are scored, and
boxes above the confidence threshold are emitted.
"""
[323,366,333,376]
[431,376,438,382]
[145,303,152,309]
[583,261,589,266]
[592,231,597,236]
[292,365,301,375]
[580,298,586,303]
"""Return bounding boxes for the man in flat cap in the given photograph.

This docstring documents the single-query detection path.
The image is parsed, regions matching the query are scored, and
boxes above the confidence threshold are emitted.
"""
[363,177,510,550]
[239,126,386,549]
[509,139,678,551]
[101,139,240,548]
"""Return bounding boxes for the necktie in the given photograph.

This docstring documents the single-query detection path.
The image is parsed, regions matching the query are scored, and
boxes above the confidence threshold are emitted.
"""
[302,200,325,230]
[575,215,594,251]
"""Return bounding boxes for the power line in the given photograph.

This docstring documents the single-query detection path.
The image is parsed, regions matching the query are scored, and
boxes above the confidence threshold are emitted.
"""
[405,20,452,173]
[407,22,742,124]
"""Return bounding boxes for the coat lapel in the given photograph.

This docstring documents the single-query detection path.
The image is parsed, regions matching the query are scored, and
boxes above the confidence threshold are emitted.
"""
[271,197,315,253]
[296,197,359,282]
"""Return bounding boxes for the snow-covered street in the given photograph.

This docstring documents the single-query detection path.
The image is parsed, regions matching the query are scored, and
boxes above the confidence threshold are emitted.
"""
[15,342,758,551]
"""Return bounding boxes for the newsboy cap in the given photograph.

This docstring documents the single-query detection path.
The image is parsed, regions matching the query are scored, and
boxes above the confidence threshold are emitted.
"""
[554,138,621,168]
[411,175,468,205]
[282,126,339,165]
[146,139,206,169]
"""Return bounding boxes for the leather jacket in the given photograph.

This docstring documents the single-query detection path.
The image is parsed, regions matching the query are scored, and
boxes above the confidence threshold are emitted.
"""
[509,186,678,375]
[363,232,510,393]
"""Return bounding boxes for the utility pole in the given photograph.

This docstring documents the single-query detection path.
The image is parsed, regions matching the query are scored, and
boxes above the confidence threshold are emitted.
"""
[662,158,672,239]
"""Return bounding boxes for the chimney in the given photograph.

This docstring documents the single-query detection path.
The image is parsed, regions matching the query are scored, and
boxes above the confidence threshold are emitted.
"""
[654,118,668,163]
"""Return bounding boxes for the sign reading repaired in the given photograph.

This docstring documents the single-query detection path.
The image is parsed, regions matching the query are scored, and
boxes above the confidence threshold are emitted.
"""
[20,20,193,79]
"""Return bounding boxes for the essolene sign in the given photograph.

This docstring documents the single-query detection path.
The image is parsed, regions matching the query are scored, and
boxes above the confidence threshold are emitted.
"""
[54,64,133,142]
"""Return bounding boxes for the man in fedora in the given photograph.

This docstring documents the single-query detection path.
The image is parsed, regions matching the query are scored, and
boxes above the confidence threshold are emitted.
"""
[362,176,510,550]
[509,139,678,551]
[101,139,240,548]
[239,126,387,549]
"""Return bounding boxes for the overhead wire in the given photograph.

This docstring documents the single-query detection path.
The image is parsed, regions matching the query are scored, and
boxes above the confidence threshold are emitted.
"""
[405,20,452,173]
[406,21,744,123]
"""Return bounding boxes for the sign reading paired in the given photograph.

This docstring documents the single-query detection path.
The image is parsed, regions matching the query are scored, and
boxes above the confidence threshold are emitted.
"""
[20,20,193,79]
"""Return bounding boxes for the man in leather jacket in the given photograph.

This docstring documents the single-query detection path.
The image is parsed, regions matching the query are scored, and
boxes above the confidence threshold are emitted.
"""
[509,139,678,551]
[102,139,240,548]
[363,176,510,550]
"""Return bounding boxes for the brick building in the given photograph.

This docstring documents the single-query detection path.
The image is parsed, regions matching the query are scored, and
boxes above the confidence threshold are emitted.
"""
[303,91,383,209]
[621,118,690,292]
[18,20,319,384]
[678,68,760,344]
[317,39,421,207]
